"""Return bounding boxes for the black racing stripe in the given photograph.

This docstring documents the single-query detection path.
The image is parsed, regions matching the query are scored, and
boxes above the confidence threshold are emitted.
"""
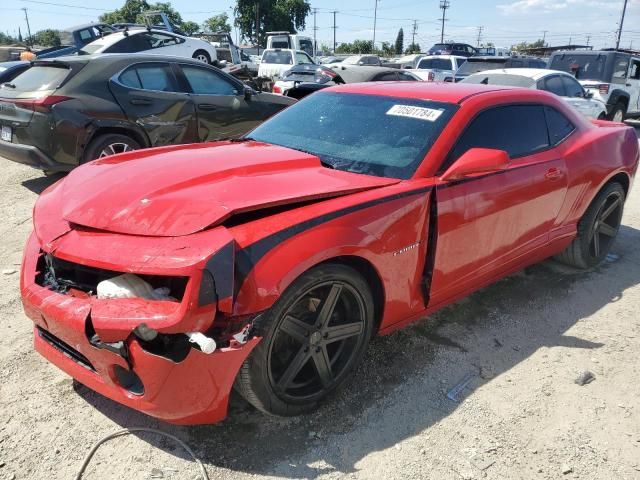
[438,158,561,189]
[200,240,234,305]
[235,186,434,290]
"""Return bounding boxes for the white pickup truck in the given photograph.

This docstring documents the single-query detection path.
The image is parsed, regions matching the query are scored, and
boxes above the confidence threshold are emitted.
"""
[406,55,467,82]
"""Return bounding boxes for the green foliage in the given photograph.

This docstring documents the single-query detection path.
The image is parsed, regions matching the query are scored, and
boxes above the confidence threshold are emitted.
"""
[336,39,374,54]
[381,41,394,57]
[512,38,545,52]
[181,21,200,35]
[405,42,420,54]
[234,0,311,45]
[394,28,404,55]
[0,32,17,46]
[32,29,61,47]
[203,13,232,33]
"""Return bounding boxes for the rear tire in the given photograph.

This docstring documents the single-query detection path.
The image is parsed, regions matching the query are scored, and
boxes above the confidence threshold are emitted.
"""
[83,133,140,163]
[235,263,375,416]
[608,102,627,122]
[192,50,211,64]
[555,182,625,269]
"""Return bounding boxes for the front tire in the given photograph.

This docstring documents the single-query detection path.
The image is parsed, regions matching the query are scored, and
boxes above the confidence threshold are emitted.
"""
[235,264,375,416]
[83,133,140,163]
[555,182,625,269]
[192,50,211,64]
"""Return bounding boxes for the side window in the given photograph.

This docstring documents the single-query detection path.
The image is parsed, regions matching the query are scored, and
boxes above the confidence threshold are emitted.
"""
[181,65,238,95]
[447,105,550,167]
[397,72,418,81]
[561,76,584,97]
[630,60,640,80]
[374,72,398,81]
[105,35,152,53]
[118,63,178,92]
[78,29,94,44]
[295,52,313,65]
[509,59,523,67]
[612,55,630,84]
[541,75,566,96]
[145,32,180,49]
[544,106,575,145]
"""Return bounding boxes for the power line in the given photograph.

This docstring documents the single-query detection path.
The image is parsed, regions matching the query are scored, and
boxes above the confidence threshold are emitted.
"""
[19,0,108,11]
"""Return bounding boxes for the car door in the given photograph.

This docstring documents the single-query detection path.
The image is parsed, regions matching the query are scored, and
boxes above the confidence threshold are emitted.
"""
[559,74,603,119]
[177,63,270,140]
[108,62,198,146]
[428,104,570,306]
[627,58,640,114]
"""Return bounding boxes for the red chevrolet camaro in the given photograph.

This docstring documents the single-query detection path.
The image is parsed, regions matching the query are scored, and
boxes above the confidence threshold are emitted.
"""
[21,83,638,424]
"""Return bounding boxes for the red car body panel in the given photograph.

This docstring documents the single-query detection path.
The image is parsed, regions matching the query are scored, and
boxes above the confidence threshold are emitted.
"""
[21,83,639,424]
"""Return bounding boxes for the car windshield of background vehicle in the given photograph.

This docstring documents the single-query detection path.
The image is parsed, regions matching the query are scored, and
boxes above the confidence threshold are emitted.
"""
[262,51,293,65]
[456,60,507,75]
[462,73,534,87]
[248,92,457,179]
[418,58,453,70]
[549,54,608,82]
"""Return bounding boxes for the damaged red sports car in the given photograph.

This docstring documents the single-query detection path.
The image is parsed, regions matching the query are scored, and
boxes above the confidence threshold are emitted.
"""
[21,83,639,424]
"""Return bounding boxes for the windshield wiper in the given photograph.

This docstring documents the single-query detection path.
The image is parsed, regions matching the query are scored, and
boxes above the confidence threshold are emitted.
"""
[319,159,337,169]
[1,83,16,89]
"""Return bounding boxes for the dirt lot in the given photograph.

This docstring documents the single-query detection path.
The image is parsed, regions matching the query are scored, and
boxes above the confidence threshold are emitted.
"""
[1,127,640,480]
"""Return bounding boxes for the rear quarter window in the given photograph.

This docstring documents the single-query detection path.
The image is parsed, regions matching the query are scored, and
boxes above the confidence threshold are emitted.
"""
[544,106,575,145]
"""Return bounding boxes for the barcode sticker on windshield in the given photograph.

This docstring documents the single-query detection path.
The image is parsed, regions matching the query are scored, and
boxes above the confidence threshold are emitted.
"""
[386,105,443,122]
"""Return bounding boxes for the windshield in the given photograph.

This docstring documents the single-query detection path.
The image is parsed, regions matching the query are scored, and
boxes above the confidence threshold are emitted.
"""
[461,72,534,87]
[0,65,69,97]
[456,60,506,76]
[417,58,453,70]
[58,31,74,46]
[248,92,457,179]
[549,54,607,81]
[262,50,293,64]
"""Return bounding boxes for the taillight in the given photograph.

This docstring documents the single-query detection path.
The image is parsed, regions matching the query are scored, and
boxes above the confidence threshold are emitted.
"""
[272,85,282,94]
[428,71,435,82]
[598,84,610,94]
[12,95,72,113]
[319,69,337,79]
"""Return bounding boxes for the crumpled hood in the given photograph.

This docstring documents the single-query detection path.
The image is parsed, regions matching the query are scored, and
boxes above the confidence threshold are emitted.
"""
[59,141,398,237]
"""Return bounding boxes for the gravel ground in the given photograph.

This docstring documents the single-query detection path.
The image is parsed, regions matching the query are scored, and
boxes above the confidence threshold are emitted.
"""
[1,126,640,480]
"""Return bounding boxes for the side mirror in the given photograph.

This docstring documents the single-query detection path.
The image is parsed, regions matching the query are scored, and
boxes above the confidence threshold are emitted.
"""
[584,90,594,99]
[441,148,509,182]
[244,86,254,100]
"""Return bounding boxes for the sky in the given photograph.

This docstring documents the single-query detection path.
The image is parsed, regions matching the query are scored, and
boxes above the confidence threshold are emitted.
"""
[3,0,640,51]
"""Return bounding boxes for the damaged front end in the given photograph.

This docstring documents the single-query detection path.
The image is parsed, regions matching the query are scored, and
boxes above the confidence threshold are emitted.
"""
[21,225,261,425]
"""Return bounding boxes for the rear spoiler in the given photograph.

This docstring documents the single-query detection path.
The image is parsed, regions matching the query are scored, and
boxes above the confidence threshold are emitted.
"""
[590,119,625,127]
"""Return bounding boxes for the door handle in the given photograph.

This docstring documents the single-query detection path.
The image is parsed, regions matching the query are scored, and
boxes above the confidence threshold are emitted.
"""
[129,98,152,105]
[545,167,562,180]
[198,104,217,111]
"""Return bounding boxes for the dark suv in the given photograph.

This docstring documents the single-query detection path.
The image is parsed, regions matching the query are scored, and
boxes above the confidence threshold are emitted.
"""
[428,42,477,57]
[0,54,295,174]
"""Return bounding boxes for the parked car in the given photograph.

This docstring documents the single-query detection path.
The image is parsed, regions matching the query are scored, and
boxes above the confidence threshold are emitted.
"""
[548,50,640,121]
[23,82,638,424]
[258,48,316,81]
[0,61,30,84]
[452,55,547,82]
[476,46,510,57]
[266,32,315,58]
[36,23,117,59]
[0,54,295,174]
[325,55,401,69]
[428,42,476,57]
[79,28,218,65]
[461,69,607,119]
[406,55,466,82]
[272,64,345,98]
[330,65,420,83]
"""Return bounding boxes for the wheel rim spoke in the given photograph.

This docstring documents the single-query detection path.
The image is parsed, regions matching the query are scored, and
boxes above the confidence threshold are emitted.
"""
[317,284,342,328]
[325,322,363,343]
[276,346,310,390]
[599,223,617,237]
[311,346,333,387]
[280,315,312,343]
[592,229,601,257]
[600,198,620,221]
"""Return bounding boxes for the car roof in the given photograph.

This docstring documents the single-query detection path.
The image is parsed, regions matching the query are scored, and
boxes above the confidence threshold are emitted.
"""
[35,53,213,67]
[328,81,518,103]
[471,68,565,80]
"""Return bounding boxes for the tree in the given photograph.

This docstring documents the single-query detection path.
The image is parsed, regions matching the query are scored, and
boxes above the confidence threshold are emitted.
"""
[203,13,232,33]
[0,33,16,46]
[32,29,61,47]
[394,28,404,55]
[381,41,394,57]
[512,38,545,52]
[335,39,374,54]
[405,42,420,54]
[99,0,197,35]
[235,0,311,46]
[181,21,200,35]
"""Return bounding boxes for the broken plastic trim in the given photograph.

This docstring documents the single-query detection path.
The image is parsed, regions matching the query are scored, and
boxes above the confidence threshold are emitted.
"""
[35,252,188,300]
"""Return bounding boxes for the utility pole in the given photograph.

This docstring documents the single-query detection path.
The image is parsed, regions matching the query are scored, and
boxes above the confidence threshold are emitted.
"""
[586,35,591,46]
[439,1,450,44]
[476,26,483,47]
[332,10,337,53]
[21,8,32,46]
[411,20,418,47]
[615,0,628,50]
[373,0,380,51]
[568,36,572,45]
[313,8,317,57]
[542,30,547,46]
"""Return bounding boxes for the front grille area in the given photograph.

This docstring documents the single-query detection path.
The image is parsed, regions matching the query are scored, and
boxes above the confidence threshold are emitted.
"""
[35,252,188,300]
[37,326,95,372]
